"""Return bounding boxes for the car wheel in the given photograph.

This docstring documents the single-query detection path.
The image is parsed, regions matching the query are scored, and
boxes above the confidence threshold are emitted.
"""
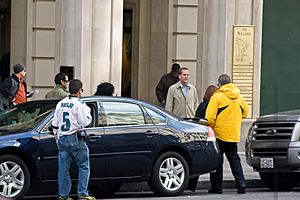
[259,172,300,191]
[149,151,189,196]
[90,183,122,197]
[0,154,30,199]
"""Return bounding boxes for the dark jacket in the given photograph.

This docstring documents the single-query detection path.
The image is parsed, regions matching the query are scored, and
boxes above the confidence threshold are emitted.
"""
[0,74,28,111]
[195,100,209,119]
[155,72,179,104]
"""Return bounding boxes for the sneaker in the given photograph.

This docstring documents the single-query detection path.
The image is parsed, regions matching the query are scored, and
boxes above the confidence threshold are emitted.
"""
[208,188,223,194]
[58,196,74,200]
[237,186,246,194]
[78,196,96,200]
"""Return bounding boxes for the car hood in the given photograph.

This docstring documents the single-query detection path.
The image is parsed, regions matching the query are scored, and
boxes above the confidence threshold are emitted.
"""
[256,109,300,122]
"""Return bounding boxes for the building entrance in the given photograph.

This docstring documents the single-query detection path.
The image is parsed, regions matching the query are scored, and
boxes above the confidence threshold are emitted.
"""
[122,9,133,97]
[0,0,11,83]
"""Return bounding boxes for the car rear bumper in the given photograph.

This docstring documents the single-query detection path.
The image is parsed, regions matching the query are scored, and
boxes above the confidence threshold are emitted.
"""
[189,141,220,175]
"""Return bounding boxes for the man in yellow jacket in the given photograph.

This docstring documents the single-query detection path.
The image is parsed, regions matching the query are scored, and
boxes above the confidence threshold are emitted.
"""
[205,74,248,194]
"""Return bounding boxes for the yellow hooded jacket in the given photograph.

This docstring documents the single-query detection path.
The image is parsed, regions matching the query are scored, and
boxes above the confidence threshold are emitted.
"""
[205,83,248,142]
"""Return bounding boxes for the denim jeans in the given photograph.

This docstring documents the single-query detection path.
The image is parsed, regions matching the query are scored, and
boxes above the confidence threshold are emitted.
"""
[57,134,90,198]
[210,139,246,189]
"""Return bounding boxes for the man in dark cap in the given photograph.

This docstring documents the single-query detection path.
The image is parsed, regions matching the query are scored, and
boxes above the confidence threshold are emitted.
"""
[0,63,33,111]
[156,63,180,107]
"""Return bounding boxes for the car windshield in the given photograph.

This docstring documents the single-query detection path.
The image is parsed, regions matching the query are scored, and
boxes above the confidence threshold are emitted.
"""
[0,101,58,133]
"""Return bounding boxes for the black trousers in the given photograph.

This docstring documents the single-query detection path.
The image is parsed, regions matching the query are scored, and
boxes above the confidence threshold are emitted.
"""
[210,139,246,189]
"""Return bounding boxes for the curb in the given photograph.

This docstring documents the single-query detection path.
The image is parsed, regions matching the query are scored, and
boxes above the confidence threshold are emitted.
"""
[119,179,265,192]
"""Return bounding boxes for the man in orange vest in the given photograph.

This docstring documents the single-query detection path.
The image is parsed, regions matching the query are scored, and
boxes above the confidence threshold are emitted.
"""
[0,63,33,111]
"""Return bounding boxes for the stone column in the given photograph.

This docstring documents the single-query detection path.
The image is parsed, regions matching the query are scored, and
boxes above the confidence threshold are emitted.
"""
[90,0,123,95]
[202,0,226,88]
[56,0,123,95]
[148,0,170,104]
[11,0,28,71]
[56,0,90,90]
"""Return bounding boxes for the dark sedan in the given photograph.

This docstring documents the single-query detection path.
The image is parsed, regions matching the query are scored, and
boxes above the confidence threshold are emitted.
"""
[0,96,220,199]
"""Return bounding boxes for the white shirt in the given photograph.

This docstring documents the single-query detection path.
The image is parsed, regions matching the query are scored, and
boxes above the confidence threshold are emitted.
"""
[52,96,92,137]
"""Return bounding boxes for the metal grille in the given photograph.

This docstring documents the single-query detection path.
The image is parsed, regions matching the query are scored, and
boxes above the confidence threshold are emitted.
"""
[252,122,295,157]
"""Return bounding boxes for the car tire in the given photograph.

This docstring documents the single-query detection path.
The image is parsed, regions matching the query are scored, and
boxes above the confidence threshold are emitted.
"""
[149,151,189,196]
[90,183,122,197]
[259,172,300,191]
[0,154,30,199]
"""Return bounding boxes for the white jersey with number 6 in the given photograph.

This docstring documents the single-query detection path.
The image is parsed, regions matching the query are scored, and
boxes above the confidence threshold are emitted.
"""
[52,96,92,137]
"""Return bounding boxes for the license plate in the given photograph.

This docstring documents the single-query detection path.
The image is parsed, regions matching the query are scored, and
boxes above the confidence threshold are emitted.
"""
[260,158,274,168]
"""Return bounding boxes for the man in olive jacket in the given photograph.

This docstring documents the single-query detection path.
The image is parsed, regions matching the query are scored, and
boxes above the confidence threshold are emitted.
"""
[165,67,198,118]
[45,72,69,99]
[205,74,248,194]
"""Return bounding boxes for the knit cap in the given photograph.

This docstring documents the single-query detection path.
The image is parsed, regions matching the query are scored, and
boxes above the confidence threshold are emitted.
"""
[13,64,26,74]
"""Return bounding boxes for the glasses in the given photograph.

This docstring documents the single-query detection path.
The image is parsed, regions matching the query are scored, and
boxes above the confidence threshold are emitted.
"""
[64,80,69,83]
[81,88,84,92]
[24,69,27,72]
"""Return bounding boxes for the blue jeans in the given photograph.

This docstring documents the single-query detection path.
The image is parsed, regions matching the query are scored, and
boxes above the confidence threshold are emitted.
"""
[57,134,90,198]
[210,139,246,189]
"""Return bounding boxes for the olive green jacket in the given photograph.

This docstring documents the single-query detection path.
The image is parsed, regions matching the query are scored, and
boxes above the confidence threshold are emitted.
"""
[45,85,69,99]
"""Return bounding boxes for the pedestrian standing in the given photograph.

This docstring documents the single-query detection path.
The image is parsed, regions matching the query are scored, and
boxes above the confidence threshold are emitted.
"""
[195,85,218,119]
[52,79,95,200]
[205,74,248,194]
[0,63,33,111]
[94,82,115,96]
[45,72,69,99]
[165,67,199,118]
[156,63,180,107]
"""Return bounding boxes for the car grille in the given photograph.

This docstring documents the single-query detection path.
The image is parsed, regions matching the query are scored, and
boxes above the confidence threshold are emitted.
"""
[252,121,296,157]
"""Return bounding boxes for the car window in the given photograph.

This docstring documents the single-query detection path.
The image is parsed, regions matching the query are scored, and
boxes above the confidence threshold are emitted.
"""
[85,102,97,127]
[144,107,167,125]
[97,102,105,127]
[102,102,146,126]
[0,101,57,133]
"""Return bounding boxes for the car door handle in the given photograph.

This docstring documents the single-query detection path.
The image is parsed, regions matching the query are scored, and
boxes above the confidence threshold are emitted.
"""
[145,130,158,136]
[87,135,102,142]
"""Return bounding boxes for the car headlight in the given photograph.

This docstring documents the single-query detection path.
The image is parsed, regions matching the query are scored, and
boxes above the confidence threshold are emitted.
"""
[247,124,256,141]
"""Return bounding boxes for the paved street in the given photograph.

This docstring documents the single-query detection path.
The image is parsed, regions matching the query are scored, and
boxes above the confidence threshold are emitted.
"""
[24,188,300,200]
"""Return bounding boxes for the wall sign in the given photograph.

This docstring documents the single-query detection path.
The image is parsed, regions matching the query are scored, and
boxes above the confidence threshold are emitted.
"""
[232,25,255,118]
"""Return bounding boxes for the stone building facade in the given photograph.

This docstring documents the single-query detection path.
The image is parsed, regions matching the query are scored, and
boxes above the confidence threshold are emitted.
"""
[1,0,263,118]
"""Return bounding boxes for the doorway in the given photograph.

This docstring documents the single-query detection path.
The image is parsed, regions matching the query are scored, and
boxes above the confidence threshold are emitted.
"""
[122,9,133,97]
[0,0,11,83]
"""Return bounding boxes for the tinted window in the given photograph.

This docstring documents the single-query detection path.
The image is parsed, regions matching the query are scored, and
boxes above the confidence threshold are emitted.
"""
[0,101,57,133]
[144,107,166,124]
[102,102,145,126]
